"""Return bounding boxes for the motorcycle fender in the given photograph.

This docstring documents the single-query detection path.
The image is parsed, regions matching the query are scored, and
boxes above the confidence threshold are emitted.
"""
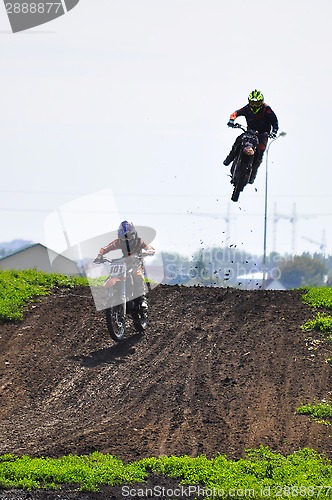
[104,277,121,288]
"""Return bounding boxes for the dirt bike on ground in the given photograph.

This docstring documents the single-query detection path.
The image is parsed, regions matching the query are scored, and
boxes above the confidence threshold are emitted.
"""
[96,253,151,342]
[229,123,260,202]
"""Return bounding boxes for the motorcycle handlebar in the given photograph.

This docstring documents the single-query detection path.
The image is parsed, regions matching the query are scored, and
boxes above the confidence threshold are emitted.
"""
[229,123,277,139]
[94,252,153,264]
[139,251,154,258]
[231,123,242,128]
[231,123,246,132]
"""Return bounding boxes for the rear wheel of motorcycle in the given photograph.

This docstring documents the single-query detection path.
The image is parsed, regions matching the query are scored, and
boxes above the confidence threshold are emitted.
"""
[105,305,126,342]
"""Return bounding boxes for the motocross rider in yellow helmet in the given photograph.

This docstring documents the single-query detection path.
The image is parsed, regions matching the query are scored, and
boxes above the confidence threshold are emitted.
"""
[223,90,279,184]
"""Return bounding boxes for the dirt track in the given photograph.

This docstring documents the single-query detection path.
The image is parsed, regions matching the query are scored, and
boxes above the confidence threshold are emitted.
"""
[0,284,332,498]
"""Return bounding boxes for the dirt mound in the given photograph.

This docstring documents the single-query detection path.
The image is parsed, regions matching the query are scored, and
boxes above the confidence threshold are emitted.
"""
[0,285,331,465]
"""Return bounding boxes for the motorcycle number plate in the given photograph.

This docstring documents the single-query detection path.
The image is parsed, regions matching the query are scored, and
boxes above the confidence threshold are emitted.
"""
[243,146,255,156]
[109,264,126,277]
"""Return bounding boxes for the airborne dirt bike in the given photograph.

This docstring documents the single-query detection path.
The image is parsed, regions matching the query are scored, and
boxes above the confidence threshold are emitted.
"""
[228,123,260,202]
[96,253,151,342]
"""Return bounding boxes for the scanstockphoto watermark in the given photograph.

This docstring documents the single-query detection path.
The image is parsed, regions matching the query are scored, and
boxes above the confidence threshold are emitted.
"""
[165,262,282,284]
[121,485,332,498]
[194,248,289,265]
[121,485,257,498]
[4,0,80,33]
[187,264,282,281]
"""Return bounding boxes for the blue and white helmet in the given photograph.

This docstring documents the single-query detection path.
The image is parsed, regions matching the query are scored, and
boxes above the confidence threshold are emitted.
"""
[118,221,138,253]
[118,221,137,240]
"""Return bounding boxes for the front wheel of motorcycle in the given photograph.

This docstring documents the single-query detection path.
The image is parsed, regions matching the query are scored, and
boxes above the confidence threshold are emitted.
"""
[231,183,241,202]
[105,305,126,342]
[231,158,250,202]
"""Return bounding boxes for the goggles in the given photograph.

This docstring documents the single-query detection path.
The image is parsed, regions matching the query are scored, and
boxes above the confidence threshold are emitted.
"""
[249,100,263,109]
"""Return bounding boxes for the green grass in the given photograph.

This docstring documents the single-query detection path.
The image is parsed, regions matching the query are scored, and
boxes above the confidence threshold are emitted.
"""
[301,288,332,355]
[0,448,332,498]
[0,452,146,492]
[0,269,88,321]
[301,312,332,341]
[297,292,332,405]
[296,403,332,425]
[301,287,332,309]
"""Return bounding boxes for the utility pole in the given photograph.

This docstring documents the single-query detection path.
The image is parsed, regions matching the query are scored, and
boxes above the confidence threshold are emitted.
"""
[262,131,286,289]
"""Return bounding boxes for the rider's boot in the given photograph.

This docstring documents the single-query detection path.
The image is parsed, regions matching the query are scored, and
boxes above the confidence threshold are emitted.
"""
[223,136,242,166]
[223,155,234,166]
[134,274,148,313]
[138,296,148,320]
[142,298,148,311]
[223,145,237,166]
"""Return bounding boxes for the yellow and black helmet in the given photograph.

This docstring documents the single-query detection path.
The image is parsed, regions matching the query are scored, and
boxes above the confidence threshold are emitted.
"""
[248,89,264,114]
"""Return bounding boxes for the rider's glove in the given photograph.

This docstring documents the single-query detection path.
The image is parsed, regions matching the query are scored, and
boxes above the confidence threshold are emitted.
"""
[270,129,278,139]
[227,120,235,128]
[93,254,104,264]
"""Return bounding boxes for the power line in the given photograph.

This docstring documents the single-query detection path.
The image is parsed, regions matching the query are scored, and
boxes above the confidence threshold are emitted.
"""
[1,189,332,199]
[2,206,332,217]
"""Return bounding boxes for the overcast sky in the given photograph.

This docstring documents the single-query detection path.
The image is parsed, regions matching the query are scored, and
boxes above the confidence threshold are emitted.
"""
[1,0,331,259]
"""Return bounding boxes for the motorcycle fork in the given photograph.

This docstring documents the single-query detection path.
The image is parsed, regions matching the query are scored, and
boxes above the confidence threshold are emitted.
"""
[126,274,137,312]
[232,152,242,179]
[109,276,127,316]
[120,275,127,317]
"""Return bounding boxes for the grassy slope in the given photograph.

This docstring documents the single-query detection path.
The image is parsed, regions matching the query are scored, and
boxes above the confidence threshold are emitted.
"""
[0,448,331,498]
[0,269,88,321]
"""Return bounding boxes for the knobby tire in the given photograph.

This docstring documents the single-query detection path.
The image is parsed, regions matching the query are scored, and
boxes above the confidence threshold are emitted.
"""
[105,304,126,342]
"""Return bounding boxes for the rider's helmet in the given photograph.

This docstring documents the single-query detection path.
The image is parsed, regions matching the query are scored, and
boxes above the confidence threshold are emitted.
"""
[118,220,138,254]
[248,89,264,114]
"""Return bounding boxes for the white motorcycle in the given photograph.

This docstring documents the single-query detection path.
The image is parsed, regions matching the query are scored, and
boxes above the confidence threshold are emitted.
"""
[95,252,151,342]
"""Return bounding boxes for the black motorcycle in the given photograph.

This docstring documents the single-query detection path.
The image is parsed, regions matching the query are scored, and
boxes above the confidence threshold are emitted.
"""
[228,123,260,202]
[95,253,151,342]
